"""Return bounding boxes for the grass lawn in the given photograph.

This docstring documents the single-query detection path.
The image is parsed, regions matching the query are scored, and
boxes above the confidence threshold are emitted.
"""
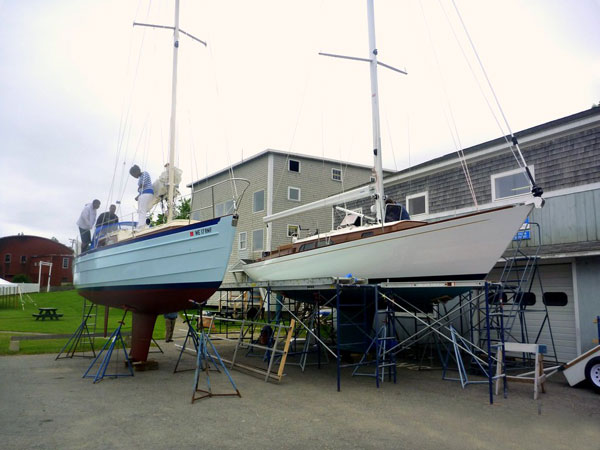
[0,290,167,355]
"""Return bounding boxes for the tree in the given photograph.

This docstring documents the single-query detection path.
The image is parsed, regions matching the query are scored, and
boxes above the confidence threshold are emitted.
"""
[151,198,191,226]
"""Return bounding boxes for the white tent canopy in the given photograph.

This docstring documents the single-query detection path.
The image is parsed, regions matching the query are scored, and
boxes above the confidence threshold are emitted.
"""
[0,277,18,287]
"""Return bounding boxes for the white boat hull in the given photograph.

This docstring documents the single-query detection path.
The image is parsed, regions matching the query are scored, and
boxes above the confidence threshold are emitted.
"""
[243,204,533,282]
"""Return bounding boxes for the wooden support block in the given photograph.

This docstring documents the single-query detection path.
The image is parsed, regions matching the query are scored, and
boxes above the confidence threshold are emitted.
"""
[132,360,159,371]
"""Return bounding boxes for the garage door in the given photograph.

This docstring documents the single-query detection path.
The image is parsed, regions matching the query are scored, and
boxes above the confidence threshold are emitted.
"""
[488,263,577,363]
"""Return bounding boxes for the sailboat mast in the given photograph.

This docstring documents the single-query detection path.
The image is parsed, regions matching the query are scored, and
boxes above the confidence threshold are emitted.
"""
[166,0,180,223]
[366,0,386,223]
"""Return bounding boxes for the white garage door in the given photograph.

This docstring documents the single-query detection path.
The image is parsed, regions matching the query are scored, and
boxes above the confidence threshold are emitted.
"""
[489,263,577,363]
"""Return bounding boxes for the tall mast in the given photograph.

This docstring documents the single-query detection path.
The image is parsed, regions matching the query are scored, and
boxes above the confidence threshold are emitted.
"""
[167,0,180,223]
[366,0,385,223]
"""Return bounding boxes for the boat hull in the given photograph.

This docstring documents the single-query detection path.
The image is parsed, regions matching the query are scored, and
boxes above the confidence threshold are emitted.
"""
[243,204,533,282]
[73,215,237,360]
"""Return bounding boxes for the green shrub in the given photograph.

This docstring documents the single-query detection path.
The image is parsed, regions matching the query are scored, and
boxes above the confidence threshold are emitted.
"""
[12,274,31,283]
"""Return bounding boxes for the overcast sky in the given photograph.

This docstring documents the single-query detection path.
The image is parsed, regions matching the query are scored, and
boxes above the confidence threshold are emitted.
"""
[1,0,599,247]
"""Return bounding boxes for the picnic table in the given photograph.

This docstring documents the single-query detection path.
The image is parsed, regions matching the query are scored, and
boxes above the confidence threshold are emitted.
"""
[32,307,63,321]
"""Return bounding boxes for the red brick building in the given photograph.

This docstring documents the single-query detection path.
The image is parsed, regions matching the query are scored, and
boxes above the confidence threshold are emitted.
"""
[0,235,74,286]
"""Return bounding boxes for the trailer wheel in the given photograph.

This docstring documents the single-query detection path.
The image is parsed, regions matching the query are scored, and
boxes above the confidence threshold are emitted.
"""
[585,357,600,393]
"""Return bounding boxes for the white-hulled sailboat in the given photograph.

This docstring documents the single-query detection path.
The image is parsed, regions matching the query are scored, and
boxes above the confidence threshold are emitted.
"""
[242,0,543,284]
[73,0,246,362]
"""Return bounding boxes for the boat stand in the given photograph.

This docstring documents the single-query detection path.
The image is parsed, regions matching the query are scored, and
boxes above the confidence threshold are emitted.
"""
[82,310,134,383]
[352,306,398,387]
[441,325,495,388]
[56,303,97,359]
[174,310,202,373]
[291,305,331,372]
[149,338,163,354]
[191,329,241,403]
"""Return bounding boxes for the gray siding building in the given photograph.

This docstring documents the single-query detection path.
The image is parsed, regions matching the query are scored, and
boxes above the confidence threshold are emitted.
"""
[341,107,600,362]
[189,149,391,284]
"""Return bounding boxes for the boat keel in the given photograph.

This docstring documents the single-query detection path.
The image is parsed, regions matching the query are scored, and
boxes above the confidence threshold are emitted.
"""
[130,312,158,362]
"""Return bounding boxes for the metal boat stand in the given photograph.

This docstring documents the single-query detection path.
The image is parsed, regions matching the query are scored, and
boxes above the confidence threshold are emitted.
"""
[82,310,134,383]
[173,309,202,373]
[352,303,398,387]
[191,329,241,403]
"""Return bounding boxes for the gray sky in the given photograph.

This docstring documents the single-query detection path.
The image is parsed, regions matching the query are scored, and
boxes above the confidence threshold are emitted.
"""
[1,0,599,247]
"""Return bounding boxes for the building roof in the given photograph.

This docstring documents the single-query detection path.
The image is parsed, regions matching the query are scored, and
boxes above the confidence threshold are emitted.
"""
[189,148,395,187]
[383,107,600,184]
[0,234,73,255]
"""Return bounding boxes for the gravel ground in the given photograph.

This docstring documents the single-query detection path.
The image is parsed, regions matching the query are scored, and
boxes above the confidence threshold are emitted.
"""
[1,333,599,450]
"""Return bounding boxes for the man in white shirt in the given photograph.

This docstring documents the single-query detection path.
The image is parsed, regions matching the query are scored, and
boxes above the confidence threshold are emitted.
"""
[77,199,101,252]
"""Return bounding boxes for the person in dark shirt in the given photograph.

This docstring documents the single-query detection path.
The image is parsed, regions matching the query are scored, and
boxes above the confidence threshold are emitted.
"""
[96,204,119,227]
[384,198,410,222]
[95,204,119,243]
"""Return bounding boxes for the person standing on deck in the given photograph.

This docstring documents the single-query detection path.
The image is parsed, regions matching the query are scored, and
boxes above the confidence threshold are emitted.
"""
[76,199,100,252]
[95,204,119,242]
[96,204,119,228]
[129,165,154,229]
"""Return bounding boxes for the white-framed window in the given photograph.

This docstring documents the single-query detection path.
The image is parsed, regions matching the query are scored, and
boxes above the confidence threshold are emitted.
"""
[252,229,264,252]
[491,166,533,201]
[215,199,234,217]
[62,257,69,269]
[369,175,376,182]
[287,186,301,202]
[287,224,299,238]
[4,254,11,264]
[288,159,301,173]
[406,192,428,216]
[332,168,342,182]
[20,255,27,264]
[238,232,247,251]
[253,190,265,213]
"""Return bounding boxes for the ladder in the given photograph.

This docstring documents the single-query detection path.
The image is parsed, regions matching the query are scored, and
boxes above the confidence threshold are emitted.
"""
[477,221,558,365]
[56,298,98,359]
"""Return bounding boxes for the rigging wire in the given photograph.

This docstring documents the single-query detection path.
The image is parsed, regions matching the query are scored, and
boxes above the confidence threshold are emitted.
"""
[449,0,537,192]
[203,16,240,205]
[106,0,151,217]
[419,0,478,207]
[273,0,326,204]
[437,0,521,167]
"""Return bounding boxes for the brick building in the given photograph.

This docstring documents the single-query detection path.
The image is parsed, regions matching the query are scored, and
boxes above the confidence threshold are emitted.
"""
[0,235,74,286]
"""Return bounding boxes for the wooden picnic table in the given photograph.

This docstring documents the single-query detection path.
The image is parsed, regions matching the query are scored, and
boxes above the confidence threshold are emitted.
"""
[32,307,63,321]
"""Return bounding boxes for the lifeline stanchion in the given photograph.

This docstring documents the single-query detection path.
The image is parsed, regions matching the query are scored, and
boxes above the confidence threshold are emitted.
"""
[82,310,133,383]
